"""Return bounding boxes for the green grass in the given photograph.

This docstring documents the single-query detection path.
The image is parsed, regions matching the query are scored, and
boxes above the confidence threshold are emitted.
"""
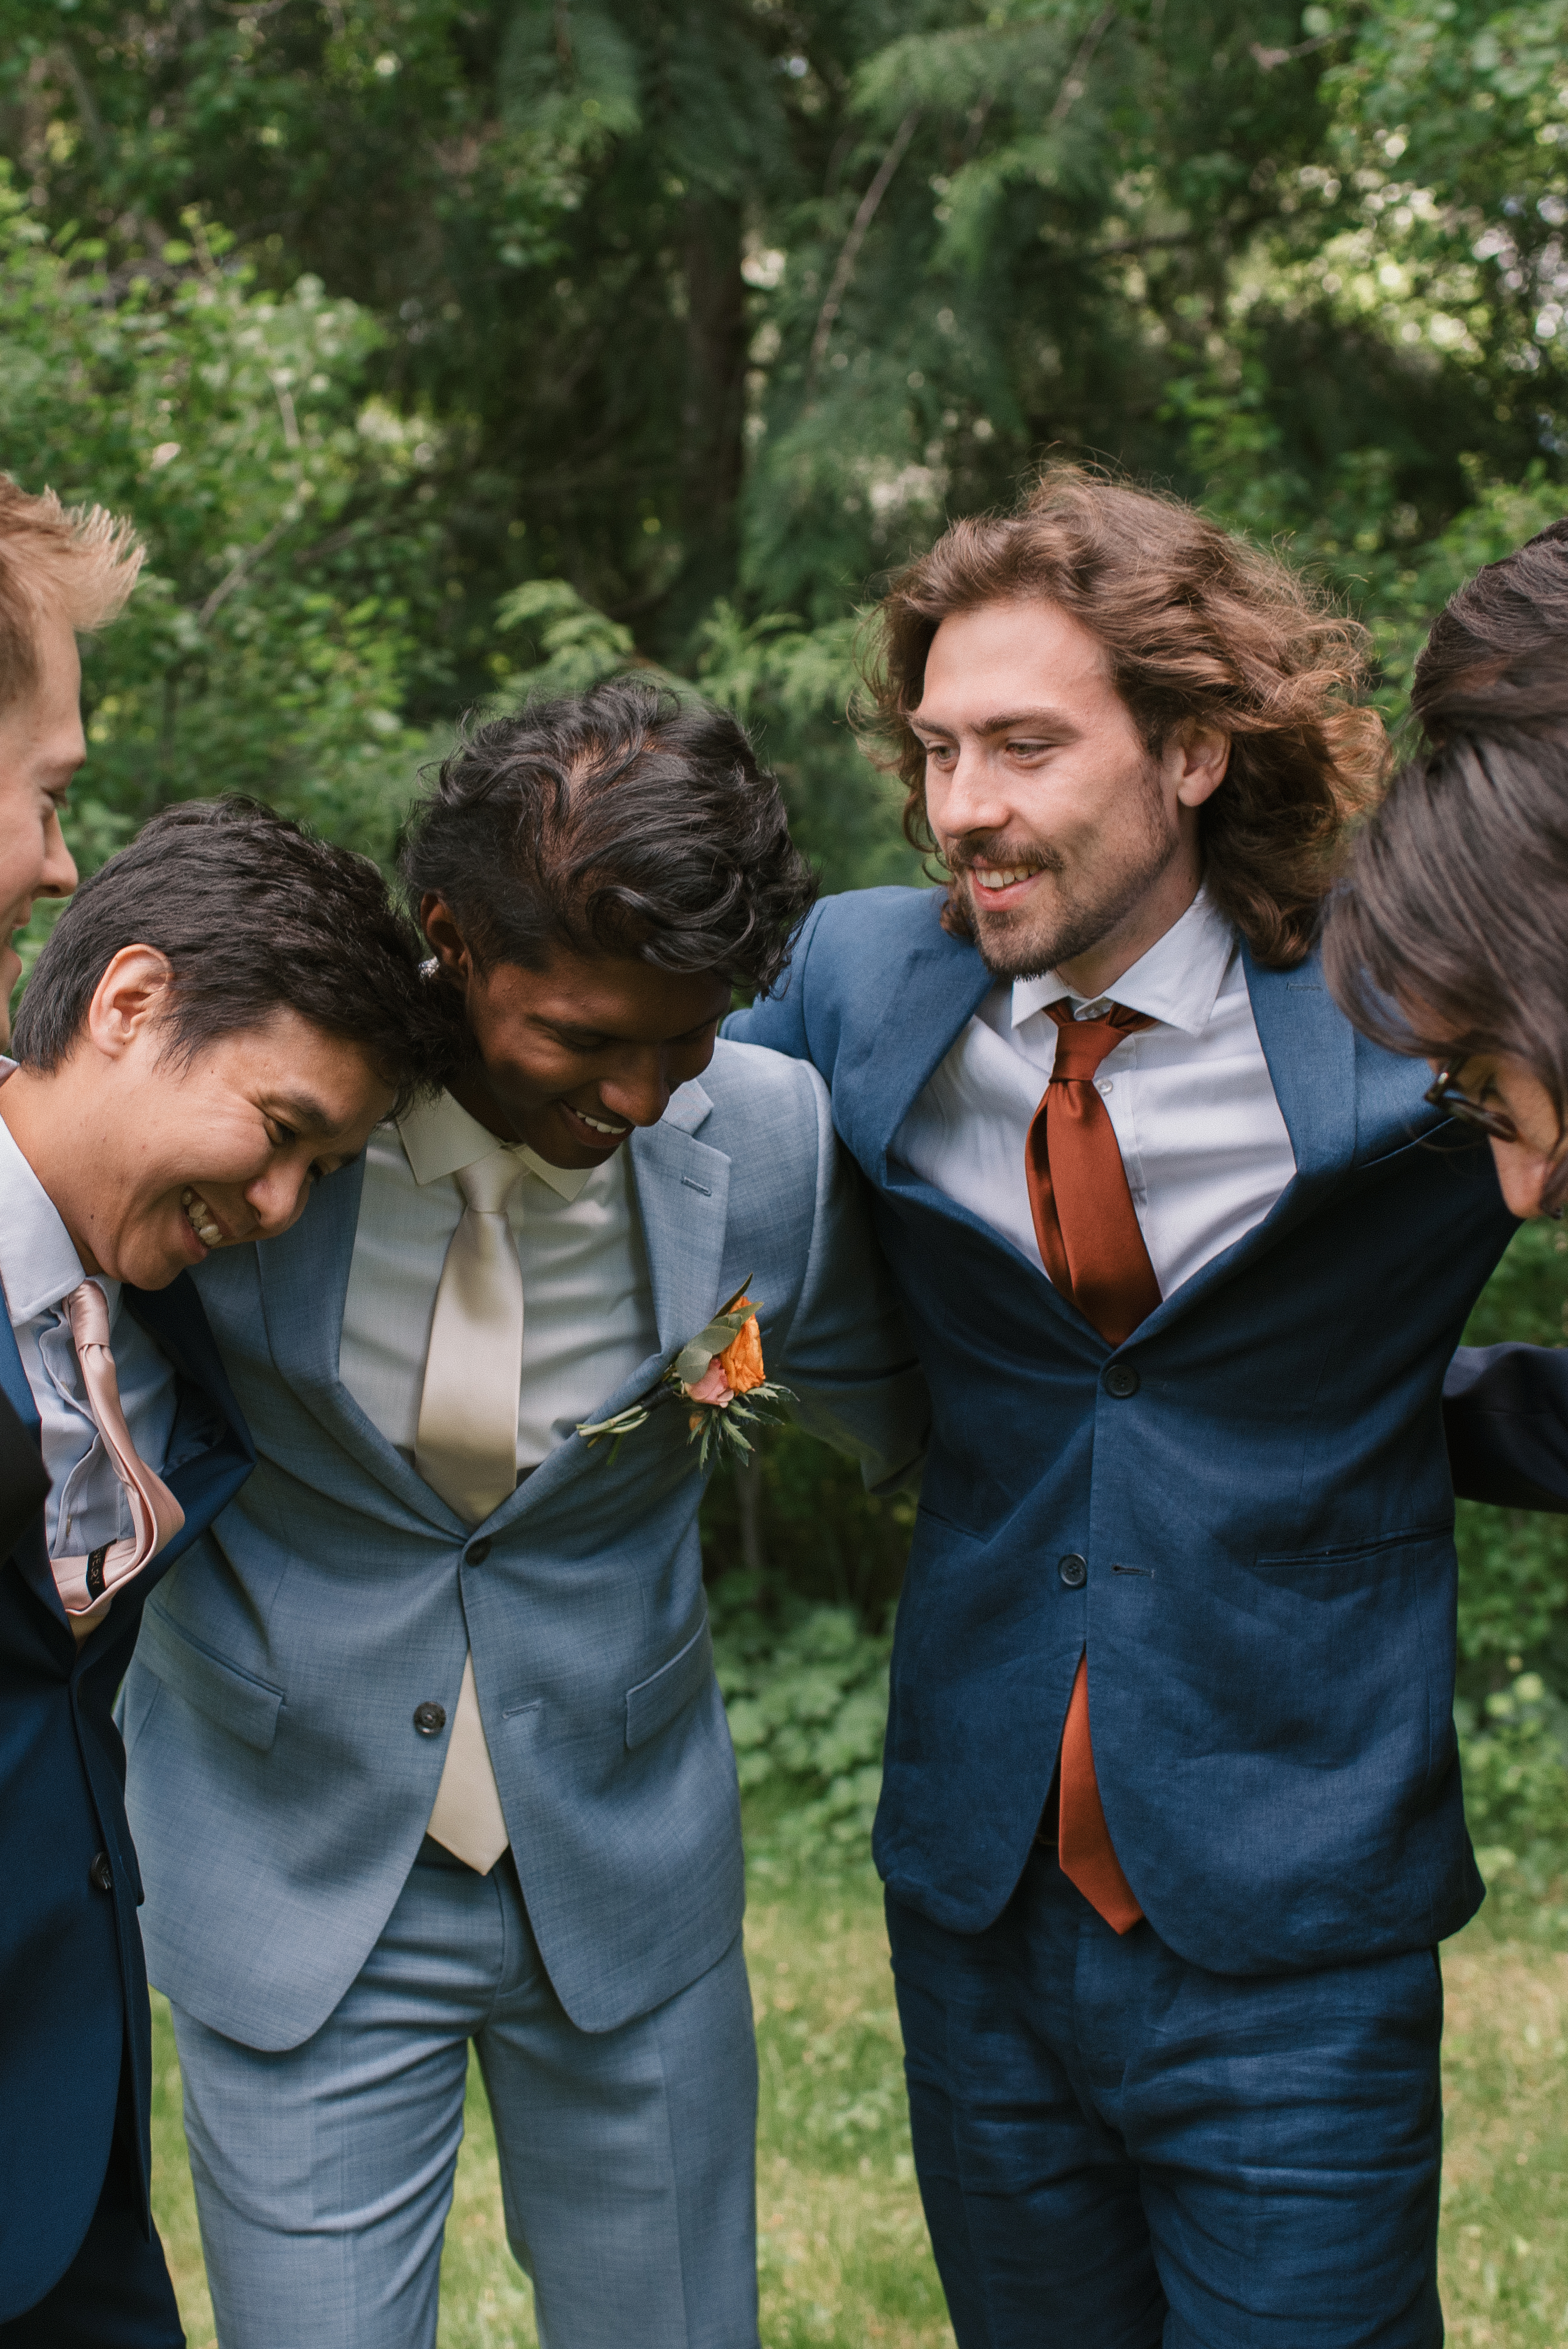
[150,1848,954,2349]
[150,1859,1568,2349]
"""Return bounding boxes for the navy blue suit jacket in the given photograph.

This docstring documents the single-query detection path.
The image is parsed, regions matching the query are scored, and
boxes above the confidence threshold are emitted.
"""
[728,887,1519,1973]
[0,1275,253,2322]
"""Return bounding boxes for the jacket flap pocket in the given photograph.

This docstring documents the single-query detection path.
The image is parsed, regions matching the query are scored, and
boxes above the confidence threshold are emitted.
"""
[139,1604,285,1754]
[625,1617,713,1751]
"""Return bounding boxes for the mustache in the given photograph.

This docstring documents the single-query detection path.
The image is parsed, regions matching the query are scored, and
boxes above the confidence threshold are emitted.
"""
[946,835,1066,879]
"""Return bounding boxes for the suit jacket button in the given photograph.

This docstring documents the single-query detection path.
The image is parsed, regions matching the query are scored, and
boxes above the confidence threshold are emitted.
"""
[1104,1363,1140,1399]
[89,1851,113,1893]
[413,1702,447,1736]
[466,1539,491,1564]
[1058,1553,1088,1589]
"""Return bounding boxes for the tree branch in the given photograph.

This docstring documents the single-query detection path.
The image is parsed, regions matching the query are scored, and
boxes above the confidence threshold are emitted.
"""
[1048,4,1116,127]
[1251,30,1348,72]
[198,514,295,627]
[49,43,109,161]
[808,109,921,385]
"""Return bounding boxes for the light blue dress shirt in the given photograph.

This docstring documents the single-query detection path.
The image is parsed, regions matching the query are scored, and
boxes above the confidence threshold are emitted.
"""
[892,886,1298,1297]
[0,1069,179,1561]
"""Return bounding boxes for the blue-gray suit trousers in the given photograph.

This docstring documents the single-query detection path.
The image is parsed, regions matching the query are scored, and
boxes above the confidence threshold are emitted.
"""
[170,1845,760,2349]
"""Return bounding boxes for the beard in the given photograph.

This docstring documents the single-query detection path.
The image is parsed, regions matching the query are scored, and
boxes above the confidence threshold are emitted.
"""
[950,766,1182,983]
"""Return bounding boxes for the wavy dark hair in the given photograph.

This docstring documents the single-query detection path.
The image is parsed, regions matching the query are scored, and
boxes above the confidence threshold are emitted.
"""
[1411,517,1568,742]
[13,798,463,1107]
[400,676,818,992]
[1322,519,1568,1121]
[863,463,1385,967]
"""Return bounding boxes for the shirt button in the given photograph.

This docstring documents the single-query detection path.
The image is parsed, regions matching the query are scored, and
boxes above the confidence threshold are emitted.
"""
[1104,1363,1140,1399]
[89,1851,113,1893]
[413,1702,447,1736]
[1057,1553,1088,1589]
[1096,1079,1114,1096]
[466,1538,491,1565]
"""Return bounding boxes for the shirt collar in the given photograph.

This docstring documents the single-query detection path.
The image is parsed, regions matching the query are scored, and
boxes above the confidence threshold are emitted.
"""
[0,1062,99,1323]
[1011,887,1239,1039]
[395,1087,595,1203]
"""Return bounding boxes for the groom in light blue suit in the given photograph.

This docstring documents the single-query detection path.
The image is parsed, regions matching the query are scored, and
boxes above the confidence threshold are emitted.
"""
[122,681,926,2349]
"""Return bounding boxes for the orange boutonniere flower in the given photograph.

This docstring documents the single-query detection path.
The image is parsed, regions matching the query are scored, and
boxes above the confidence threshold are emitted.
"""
[717,1303,766,1396]
[576,1278,792,1469]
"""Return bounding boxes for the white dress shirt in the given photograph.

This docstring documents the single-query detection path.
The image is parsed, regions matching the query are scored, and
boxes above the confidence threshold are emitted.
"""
[892,888,1298,1299]
[0,1069,180,1560]
[339,1087,660,1472]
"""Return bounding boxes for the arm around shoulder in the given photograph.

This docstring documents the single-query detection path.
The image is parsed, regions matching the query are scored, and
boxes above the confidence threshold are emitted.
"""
[775,1056,928,1497]
[722,901,823,1062]
[1445,1342,1568,1513]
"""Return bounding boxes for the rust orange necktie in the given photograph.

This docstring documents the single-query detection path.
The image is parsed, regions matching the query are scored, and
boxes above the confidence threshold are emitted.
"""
[1025,999,1158,1934]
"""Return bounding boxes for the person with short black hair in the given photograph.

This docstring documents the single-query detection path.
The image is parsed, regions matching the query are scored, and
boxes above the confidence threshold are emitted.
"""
[15,797,461,1107]
[1323,519,1568,1510]
[122,676,929,2349]
[2,781,444,2338]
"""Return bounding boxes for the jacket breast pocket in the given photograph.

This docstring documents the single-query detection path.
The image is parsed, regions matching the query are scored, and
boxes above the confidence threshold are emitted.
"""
[139,1603,286,1755]
[625,1617,714,1751]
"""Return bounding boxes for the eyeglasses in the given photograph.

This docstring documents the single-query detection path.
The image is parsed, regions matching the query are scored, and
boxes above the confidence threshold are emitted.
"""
[1423,1064,1518,1142]
[1426,1061,1568,1218]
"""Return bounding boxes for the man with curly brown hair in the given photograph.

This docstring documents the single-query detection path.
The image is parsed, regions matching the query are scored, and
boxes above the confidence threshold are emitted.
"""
[729,466,1514,2348]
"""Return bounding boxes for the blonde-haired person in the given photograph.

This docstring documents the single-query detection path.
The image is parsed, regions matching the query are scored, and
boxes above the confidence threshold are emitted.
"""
[730,464,1521,2348]
[0,479,142,1046]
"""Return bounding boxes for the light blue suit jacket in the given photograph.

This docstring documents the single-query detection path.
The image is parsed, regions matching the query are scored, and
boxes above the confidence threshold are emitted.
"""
[122,1042,926,2048]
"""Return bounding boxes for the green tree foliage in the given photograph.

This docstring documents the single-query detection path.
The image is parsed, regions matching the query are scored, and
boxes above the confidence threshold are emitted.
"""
[0,182,443,872]
[10,1,1568,837]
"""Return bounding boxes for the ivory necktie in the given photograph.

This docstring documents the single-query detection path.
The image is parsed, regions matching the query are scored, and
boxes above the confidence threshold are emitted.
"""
[50,1279,185,1631]
[414,1148,525,1873]
[1025,1000,1158,1935]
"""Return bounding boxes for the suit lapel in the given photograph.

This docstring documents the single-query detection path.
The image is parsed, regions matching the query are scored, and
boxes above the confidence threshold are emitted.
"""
[1131,943,1380,1344]
[252,1156,463,1532]
[478,1081,735,1533]
[0,1315,57,1623]
[626,1082,732,1358]
[126,1270,250,1447]
[71,1276,260,1670]
[1244,946,1359,1190]
[858,913,994,1184]
[0,1307,37,1431]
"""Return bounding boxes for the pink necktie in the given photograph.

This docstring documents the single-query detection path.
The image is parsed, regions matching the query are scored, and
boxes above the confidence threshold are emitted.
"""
[49,1279,184,1631]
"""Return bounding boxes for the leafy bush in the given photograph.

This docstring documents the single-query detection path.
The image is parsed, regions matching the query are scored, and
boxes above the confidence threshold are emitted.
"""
[711,1570,891,1857]
[0,175,447,886]
[1457,1675,1568,1926]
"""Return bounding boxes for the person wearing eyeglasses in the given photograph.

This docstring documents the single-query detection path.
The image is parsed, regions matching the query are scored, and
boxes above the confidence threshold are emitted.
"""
[1324,518,1568,1509]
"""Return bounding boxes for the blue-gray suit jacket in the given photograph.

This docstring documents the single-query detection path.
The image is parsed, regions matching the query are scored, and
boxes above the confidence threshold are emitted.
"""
[122,1041,927,2049]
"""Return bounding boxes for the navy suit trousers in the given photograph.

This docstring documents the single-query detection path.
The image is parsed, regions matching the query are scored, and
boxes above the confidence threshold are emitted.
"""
[0,2054,182,2349]
[888,1849,1444,2349]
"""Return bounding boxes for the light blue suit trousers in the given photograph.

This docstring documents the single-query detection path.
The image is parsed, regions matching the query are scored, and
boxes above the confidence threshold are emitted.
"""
[171,1847,759,2349]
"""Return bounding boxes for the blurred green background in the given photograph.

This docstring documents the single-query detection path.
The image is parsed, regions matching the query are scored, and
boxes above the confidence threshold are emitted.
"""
[11,6,1568,2337]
